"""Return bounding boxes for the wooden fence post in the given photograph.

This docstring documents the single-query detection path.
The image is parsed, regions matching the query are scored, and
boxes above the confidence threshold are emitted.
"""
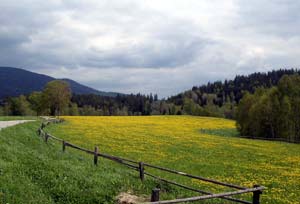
[45,133,49,143]
[62,140,66,152]
[151,188,160,202]
[139,162,144,181]
[94,146,98,165]
[252,185,262,204]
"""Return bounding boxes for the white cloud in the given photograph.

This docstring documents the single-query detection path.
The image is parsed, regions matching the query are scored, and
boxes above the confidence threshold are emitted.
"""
[0,0,300,97]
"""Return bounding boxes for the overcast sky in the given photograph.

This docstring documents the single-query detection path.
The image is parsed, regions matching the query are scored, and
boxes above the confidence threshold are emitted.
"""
[1,0,300,97]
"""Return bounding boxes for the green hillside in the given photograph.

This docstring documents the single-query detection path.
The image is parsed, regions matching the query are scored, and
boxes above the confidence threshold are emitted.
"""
[0,120,156,204]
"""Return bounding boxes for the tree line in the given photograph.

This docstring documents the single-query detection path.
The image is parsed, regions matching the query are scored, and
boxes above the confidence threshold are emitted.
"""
[167,69,300,118]
[0,80,72,116]
[1,69,300,118]
[0,80,174,116]
[236,74,300,143]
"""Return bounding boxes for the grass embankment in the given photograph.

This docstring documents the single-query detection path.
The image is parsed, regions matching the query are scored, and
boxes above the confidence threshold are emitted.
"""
[45,116,300,204]
[0,119,159,204]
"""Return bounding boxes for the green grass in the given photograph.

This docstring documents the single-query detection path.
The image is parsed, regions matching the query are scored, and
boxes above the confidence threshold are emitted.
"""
[200,128,240,137]
[0,121,166,204]
[0,116,38,121]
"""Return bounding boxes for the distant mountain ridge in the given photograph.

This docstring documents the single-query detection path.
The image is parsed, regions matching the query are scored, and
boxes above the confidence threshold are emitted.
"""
[0,67,120,99]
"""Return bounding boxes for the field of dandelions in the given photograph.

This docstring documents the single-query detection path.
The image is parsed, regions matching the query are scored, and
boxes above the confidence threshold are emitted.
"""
[46,116,300,204]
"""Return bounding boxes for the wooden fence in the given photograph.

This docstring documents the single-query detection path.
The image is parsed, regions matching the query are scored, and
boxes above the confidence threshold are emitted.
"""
[37,119,265,204]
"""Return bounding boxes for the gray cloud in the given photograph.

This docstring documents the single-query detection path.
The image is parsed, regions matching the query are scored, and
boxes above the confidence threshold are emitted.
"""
[0,0,300,97]
[236,0,300,38]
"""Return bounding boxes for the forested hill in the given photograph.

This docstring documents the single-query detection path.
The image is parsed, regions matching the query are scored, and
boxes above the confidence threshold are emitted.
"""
[68,69,300,118]
[0,67,120,99]
[168,69,300,108]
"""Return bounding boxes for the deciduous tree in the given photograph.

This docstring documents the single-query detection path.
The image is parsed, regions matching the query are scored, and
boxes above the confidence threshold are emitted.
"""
[43,80,71,116]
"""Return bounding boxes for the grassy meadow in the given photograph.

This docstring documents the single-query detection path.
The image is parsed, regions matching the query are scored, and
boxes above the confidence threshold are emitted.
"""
[43,116,300,204]
[0,118,161,204]
[0,116,299,204]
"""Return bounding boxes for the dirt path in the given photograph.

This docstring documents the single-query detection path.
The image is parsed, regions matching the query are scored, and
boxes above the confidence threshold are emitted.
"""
[0,120,35,130]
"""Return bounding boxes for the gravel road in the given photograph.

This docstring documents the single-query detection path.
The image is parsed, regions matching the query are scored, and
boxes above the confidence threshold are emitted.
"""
[0,120,35,130]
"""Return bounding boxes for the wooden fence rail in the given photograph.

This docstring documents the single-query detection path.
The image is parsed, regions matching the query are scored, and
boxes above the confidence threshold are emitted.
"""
[37,119,265,204]
[143,172,252,204]
[143,162,246,190]
[142,186,264,204]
